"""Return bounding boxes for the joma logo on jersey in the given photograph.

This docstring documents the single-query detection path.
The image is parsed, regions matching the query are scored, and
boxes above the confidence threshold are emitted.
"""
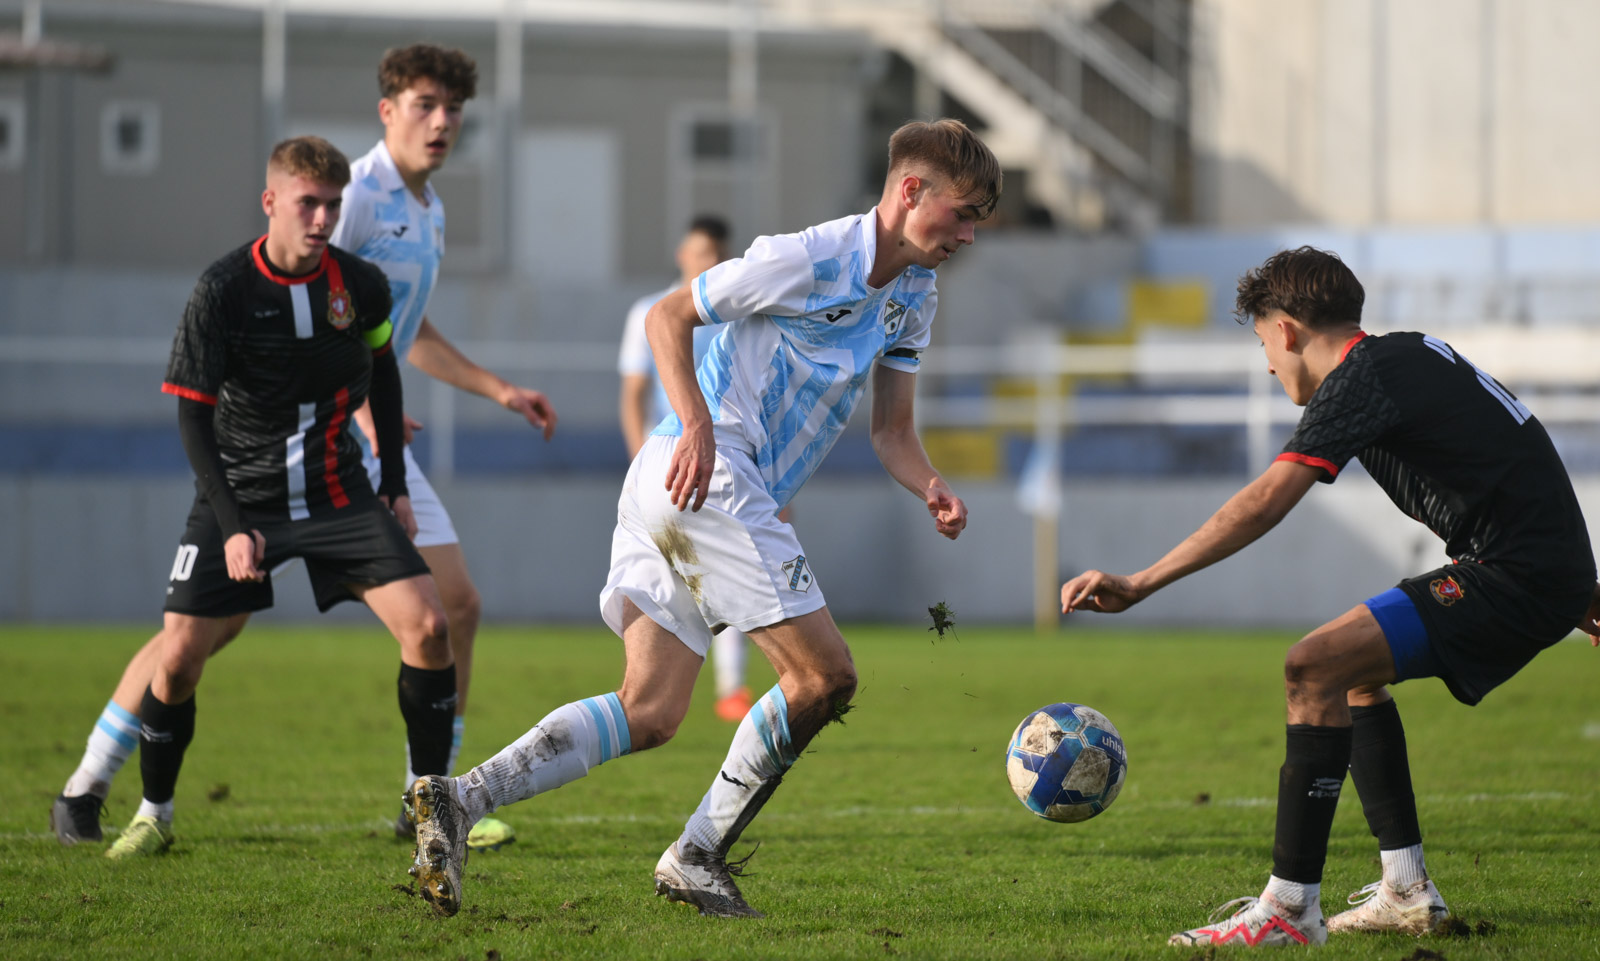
[782,554,812,592]
[882,299,907,335]
[1429,576,1465,606]
[328,288,355,329]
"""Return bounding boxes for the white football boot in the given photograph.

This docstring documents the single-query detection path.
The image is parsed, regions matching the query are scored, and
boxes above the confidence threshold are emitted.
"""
[653,840,763,918]
[1169,893,1328,947]
[404,776,471,917]
[1326,879,1450,935]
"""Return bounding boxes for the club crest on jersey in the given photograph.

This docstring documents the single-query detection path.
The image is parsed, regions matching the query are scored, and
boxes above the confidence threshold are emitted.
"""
[882,299,907,335]
[782,554,812,593]
[327,287,355,329]
[1429,575,1465,606]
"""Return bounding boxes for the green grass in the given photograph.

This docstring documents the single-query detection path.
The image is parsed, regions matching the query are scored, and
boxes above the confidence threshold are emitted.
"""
[5,623,1598,960]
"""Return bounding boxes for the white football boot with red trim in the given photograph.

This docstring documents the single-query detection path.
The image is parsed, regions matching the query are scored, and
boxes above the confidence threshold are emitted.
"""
[1169,892,1328,947]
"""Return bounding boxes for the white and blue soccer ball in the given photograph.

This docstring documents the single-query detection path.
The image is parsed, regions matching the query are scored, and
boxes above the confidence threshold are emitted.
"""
[1005,703,1127,823]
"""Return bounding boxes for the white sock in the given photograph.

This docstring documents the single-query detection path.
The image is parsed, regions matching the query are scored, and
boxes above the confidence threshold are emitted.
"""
[454,693,631,823]
[1265,874,1320,913]
[712,628,748,699]
[135,798,173,823]
[681,683,798,854]
[1381,844,1428,889]
[64,701,140,797]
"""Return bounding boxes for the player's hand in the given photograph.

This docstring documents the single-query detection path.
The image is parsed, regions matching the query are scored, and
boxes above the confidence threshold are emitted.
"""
[1579,582,1600,647]
[926,480,967,540]
[402,414,422,447]
[381,494,419,541]
[1060,570,1143,614]
[667,422,716,512]
[224,530,266,582]
[501,384,557,441]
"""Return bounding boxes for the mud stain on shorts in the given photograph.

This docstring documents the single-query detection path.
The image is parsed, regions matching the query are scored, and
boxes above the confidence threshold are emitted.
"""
[652,520,705,604]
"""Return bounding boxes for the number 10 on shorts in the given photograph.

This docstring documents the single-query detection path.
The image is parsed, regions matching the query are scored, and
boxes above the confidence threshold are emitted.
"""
[170,544,200,582]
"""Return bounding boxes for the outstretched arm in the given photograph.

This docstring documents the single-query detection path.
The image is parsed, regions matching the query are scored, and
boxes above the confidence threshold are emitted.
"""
[870,365,966,539]
[1061,459,1322,613]
[407,316,557,440]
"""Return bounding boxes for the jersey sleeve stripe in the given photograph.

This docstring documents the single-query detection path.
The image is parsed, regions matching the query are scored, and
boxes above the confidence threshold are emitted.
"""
[1276,451,1340,478]
[161,383,218,405]
[694,272,726,325]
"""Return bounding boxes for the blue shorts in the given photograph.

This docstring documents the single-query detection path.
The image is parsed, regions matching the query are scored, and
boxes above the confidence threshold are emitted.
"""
[1363,587,1444,682]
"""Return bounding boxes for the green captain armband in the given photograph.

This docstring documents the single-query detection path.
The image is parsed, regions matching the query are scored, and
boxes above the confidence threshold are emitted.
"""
[362,319,393,350]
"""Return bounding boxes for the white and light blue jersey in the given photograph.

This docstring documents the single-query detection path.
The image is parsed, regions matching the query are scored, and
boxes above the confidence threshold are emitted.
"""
[618,283,725,427]
[655,207,937,511]
[330,140,445,363]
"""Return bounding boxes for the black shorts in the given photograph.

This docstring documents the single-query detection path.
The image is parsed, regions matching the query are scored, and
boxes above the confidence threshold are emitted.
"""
[163,496,431,618]
[1390,562,1591,706]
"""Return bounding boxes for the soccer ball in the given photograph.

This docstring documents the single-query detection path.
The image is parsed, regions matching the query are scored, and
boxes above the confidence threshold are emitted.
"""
[1005,703,1127,823]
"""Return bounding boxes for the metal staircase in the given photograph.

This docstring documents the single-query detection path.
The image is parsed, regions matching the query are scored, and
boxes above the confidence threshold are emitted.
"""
[784,0,1191,230]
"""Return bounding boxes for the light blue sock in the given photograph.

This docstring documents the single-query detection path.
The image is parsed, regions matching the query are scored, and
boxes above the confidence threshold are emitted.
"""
[448,716,465,776]
[682,683,797,854]
[455,693,631,822]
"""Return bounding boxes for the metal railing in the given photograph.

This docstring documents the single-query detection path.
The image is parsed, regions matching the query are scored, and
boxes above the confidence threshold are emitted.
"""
[8,333,1600,484]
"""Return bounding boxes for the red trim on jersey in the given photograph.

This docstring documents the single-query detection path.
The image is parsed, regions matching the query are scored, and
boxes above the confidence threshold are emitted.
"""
[371,342,392,358]
[161,383,218,405]
[323,387,351,509]
[1339,331,1369,363]
[1276,451,1340,478]
[251,235,330,286]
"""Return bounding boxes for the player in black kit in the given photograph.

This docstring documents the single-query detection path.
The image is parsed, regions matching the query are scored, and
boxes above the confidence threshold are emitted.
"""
[97,137,457,859]
[1059,247,1600,947]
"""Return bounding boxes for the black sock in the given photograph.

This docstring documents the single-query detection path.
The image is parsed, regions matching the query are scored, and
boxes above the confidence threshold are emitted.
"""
[138,686,196,807]
[1348,700,1423,850]
[397,663,457,777]
[1271,724,1353,883]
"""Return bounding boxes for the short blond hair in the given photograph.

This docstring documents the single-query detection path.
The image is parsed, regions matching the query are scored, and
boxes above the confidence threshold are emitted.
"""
[266,136,350,188]
[887,119,1002,218]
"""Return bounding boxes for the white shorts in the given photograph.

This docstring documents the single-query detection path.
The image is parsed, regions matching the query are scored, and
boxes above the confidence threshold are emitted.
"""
[362,445,459,549]
[599,434,825,656]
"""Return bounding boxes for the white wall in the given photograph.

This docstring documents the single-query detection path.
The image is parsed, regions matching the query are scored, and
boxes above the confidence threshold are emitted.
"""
[1195,0,1600,226]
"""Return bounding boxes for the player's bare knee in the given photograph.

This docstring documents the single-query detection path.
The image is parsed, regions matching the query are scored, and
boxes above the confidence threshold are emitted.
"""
[401,607,452,667]
[619,700,680,751]
[444,582,481,633]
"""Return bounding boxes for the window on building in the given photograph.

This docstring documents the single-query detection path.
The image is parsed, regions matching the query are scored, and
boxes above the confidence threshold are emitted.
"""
[0,99,23,171]
[100,101,160,175]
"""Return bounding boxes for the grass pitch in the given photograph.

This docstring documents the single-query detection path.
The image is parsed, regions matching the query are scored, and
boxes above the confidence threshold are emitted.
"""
[5,622,1598,960]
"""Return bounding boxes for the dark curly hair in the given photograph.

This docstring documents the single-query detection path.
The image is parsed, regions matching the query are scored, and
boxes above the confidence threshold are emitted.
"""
[1234,246,1364,329]
[378,44,478,101]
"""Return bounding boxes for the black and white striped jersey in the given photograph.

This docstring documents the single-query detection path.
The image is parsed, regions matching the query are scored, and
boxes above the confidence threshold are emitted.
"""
[1279,331,1593,585]
[162,236,394,519]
